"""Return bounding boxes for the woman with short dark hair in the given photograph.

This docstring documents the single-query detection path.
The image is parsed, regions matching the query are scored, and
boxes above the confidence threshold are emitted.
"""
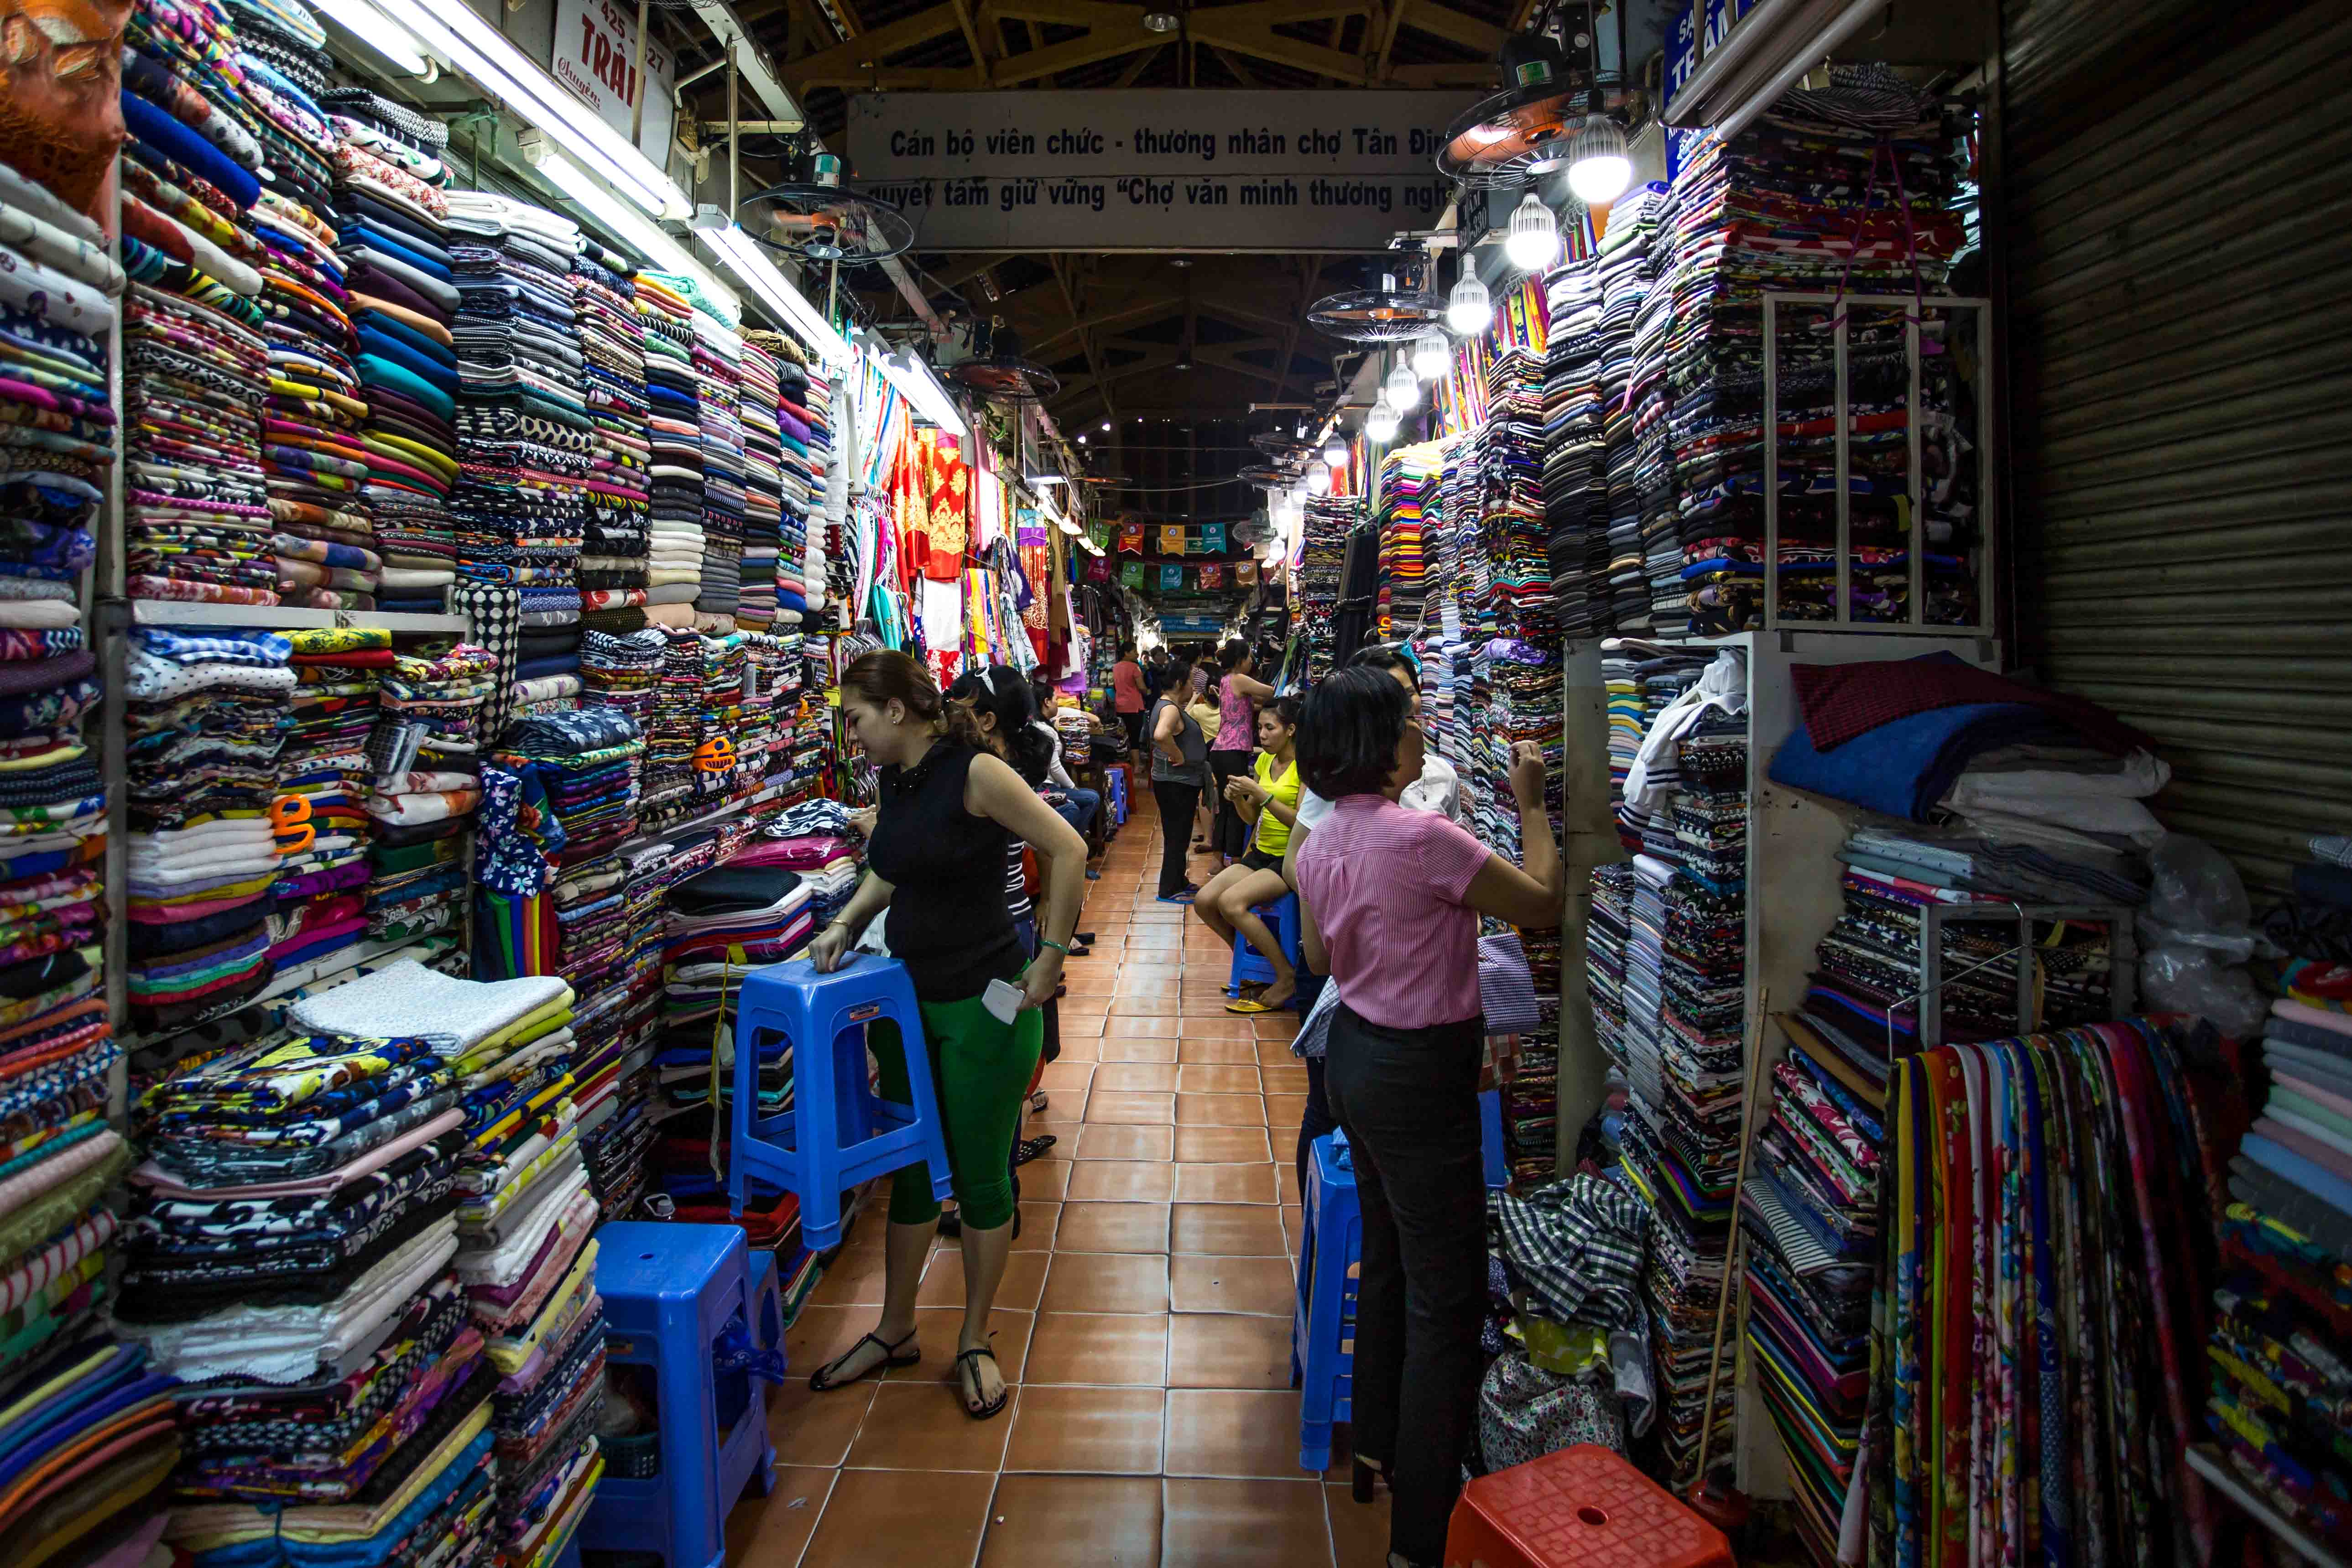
[1146,658,1208,902]
[1292,664,1565,1568]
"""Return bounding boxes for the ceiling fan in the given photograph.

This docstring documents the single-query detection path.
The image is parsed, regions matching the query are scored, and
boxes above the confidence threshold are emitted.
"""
[737,148,915,266]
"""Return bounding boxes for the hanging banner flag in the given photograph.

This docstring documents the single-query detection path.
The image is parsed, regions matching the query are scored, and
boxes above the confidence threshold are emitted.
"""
[1159,564,1185,589]
[1236,560,1259,585]
[1199,522,1227,553]
[1197,563,1225,589]
[1085,554,1112,583]
[845,91,1471,251]
[1117,521,1145,554]
[1121,561,1145,586]
[1158,525,1189,556]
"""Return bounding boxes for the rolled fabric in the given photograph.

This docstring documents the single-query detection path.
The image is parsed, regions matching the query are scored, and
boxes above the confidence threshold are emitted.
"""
[121,93,261,210]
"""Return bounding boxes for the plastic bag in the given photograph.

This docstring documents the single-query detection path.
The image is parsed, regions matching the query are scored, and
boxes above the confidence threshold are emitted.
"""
[2139,833,2256,959]
[2139,942,2268,1040]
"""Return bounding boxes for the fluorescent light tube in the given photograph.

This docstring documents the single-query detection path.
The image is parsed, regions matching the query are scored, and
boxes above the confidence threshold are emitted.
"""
[860,334,967,437]
[697,221,852,368]
[362,0,688,217]
[326,3,427,74]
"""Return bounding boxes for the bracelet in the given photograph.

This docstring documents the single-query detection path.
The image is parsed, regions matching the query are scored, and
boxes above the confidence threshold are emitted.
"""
[1039,938,1071,956]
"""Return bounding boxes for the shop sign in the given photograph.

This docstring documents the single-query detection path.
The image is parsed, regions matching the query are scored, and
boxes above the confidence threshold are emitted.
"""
[551,0,677,162]
[844,90,1473,251]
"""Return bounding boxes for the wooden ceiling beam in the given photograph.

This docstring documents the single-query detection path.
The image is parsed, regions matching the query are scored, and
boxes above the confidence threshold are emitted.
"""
[990,18,1163,84]
[1184,13,1370,83]
[778,4,965,91]
[1394,0,1503,57]
[1389,60,1498,85]
[1114,41,1164,83]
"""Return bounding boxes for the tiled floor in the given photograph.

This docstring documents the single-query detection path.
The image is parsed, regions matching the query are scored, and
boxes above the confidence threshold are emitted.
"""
[727,793,1390,1566]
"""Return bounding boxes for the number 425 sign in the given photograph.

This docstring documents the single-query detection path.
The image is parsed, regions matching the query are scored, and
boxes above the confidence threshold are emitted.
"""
[552,0,677,158]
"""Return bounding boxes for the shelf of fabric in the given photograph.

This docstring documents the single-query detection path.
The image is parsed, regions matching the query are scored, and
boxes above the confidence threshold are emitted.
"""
[130,601,468,632]
[2187,1445,2352,1568]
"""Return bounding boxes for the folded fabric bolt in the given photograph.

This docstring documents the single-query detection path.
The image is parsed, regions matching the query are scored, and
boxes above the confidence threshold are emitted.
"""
[291,960,569,1049]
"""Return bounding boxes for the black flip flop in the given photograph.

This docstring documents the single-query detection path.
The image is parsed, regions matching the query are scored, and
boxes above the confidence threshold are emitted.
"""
[809,1328,919,1391]
[954,1346,1010,1420]
[1014,1134,1056,1166]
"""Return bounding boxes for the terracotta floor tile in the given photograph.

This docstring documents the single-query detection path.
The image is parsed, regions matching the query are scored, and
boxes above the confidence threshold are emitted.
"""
[1257,1039,1300,1066]
[1168,1311,1296,1390]
[767,1376,874,1468]
[1022,1311,1170,1386]
[1164,1388,1309,1478]
[844,1379,1015,1470]
[1097,1036,1181,1065]
[1055,1014,1108,1041]
[1277,1164,1304,1206]
[798,1468,995,1568]
[1171,1254,1296,1317]
[1119,962,1183,980]
[979,1474,1165,1568]
[1173,1015,1254,1040]
[883,1306,1035,1384]
[806,1243,896,1307]
[1036,1061,1095,1093]
[1253,1014,1300,1040]
[1075,1123,1176,1161]
[1092,1062,1179,1092]
[1325,1480,1394,1568]
[1175,1125,1273,1163]
[1178,1064,1262,1094]
[1064,1160,1175,1203]
[1039,1251,1171,1314]
[784,1303,881,1378]
[1170,1203,1290,1257]
[722,1464,834,1568]
[1003,1385,1169,1474]
[1161,1477,1335,1568]
[1178,1037,1259,1064]
[1175,1093,1266,1127]
[1013,1201,1062,1250]
[1030,1118,1085,1152]
[1054,1200,1171,1254]
[1105,1015,1183,1039]
[1265,1095,1308,1135]
[1053,1035,1103,1062]
[1112,994,1193,1017]
[918,1247,1050,1311]
[1172,1163,1280,1204]
[1086,1091,1176,1125]
[1020,1159,1071,1200]
[1260,1063,1310,1092]
[1107,977,1182,1001]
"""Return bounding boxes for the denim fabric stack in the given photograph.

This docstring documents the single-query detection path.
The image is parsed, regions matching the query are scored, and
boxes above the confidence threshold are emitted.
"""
[446,193,590,606]
[326,94,462,613]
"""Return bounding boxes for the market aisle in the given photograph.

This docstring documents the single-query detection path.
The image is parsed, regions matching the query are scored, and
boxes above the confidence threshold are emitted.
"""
[723,790,1389,1567]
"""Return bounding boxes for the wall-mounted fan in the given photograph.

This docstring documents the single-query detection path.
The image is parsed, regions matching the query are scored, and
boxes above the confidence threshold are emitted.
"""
[1436,5,1631,194]
[945,325,1061,403]
[738,149,914,266]
[1308,269,1444,344]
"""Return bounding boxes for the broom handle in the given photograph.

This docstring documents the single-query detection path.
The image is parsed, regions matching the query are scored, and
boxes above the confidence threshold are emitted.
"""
[1693,985,1769,1491]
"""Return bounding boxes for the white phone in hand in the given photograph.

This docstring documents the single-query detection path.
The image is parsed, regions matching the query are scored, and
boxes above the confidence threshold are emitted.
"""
[983,978,1025,1025]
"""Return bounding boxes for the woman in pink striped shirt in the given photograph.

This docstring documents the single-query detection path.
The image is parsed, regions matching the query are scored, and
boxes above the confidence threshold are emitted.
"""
[1291,665,1564,1568]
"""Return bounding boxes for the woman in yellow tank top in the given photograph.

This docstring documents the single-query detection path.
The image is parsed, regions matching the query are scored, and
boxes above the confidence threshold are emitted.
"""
[1194,696,1305,1011]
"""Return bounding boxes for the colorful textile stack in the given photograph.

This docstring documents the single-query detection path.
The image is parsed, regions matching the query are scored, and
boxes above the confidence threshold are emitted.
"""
[691,634,749,805]
[275,627,391,976]
[1463,638,1563,864]
[1865,1017,2232,1568]
[1373,442,1440,639]
[1656,77,1971,633]
[1295,497,1354,677]
[364,641,492,950]
[1500,927,1563,1186]
[1597,185,1664,636]
[1541,253,1608,638]
[2202,979,2352,1558]
[638,628,704,826]
[445,193,591,620]
[756,330,821,628]
[0,1339,176,1564]
[735,632,798,785]
[686,305,747,625]
[1467,288,1554,643]
[635,274,704,627]
[125,627,293,1029]
[572,246,653,615]
[735,339,784,629]
[325,91,461,614]
[498,708,646,869]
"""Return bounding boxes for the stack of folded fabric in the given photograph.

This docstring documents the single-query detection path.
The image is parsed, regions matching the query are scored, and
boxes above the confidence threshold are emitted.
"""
[636,274,704,628]
[1373,443,1439,639]
[754,330,817,629]
[1597,184,1662,636]
[1655,74,1969,633]
[637,627,704,827]
[445,193,592,628]
[125,628,297,1029]
[692,633,750,805]
[573,247,653,615]
[682,298,746,628]
[1295,497,1353,676]
[793,342,835,623]
[1472,295,1555,644]
[0,164,115,636]
[738,631,803,784]
[1463,637,1563,863]
[270,628,391,979]
[735,339,784,630]
[499,708,647,868]
[1541,252,1607,639]
[0,634,104,958]
[0,1335,177,1564]
[365,642,493,924]
[327,93,463,615]
[735,808,859,927]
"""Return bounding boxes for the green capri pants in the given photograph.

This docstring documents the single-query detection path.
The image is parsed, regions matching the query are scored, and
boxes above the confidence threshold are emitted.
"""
[871,994,1043,1232]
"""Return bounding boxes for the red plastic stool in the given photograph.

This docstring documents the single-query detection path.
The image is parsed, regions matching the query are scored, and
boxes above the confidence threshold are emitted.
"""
[1444,1446,1732,1568]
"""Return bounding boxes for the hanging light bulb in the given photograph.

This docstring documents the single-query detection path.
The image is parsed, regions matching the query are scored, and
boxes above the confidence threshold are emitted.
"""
[1445,271,1492,337]
[1566,114,1632,205]
[1385,361,1420,413]
[1305,460,1332,497]
[1505,192,1561,273]
[1291,476,1310,504]
[1365,393,1400,443]
[1410,328,1449,382]
[1322,432,1348,468]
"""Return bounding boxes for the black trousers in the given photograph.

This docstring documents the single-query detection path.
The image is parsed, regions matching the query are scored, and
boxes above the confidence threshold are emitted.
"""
[1324,1001,1487,1566]
[1119,711,1146,752]
[1208,749,1254,858]
[1292,970,1337,1198]
[1150,780,1200,896]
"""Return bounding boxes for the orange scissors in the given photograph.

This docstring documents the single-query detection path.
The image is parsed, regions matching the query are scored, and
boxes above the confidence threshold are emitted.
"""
[270,794,315,856]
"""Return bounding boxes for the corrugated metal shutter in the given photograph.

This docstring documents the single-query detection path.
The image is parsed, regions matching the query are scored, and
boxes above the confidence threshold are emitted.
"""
[2003,0,2352,896]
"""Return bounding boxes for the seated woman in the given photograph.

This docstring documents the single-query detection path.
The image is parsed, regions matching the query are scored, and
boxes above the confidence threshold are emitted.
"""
[1194,695,1304,1012]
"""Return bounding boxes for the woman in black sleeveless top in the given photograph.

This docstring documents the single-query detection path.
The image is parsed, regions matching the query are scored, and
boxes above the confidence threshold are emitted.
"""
[804,651,1086,1419]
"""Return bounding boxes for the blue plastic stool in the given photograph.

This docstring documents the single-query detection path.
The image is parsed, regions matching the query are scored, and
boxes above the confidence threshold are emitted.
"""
[1107,764,1129,826]
[746,1246,786,1367]
[1226,892,1304,996]
[1292,1130,1359,1472]
[728,954,954,1250]
[1481,1088,1507,1191]
[582,1223,776,1568]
